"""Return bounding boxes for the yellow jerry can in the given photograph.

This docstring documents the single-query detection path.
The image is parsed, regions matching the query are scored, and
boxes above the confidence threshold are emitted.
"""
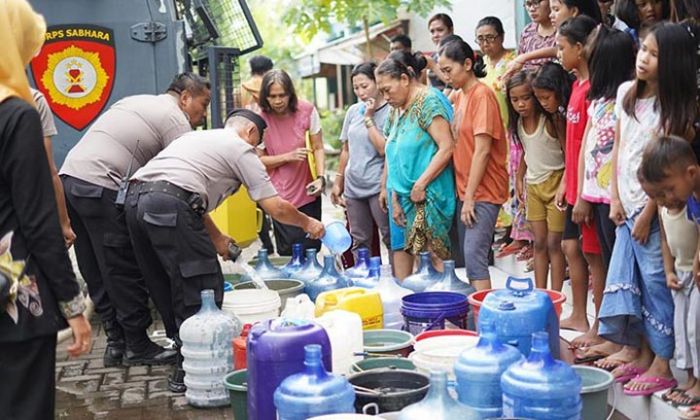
[209,187,262,248]
[315,287,384,330]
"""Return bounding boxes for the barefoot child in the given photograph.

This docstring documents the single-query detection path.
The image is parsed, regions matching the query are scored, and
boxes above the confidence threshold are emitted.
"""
[506,71,566,291]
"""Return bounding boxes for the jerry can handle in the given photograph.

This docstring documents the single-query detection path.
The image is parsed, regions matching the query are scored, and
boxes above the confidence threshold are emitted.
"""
[506,276,533,296]
[255,208,263,233]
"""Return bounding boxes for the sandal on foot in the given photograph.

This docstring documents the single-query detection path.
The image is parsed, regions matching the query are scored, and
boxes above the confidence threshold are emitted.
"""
[496,242,522,258]
[679,404,700,420]
[593,357,627,372]
[623,375,677,396]
[673,392,700,408]
[662,387,684,402]
[613,364,647,384]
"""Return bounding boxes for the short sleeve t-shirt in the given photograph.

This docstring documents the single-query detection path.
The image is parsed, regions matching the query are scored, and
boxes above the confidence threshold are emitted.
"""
[60,94,191,190]
[452,82,508,204]
[517,22,557,70]
[131,129,277,212]
[339,101,389,199]
[565,79,591,205]
[260,100,321,208]
[30,88,57,137]
[581,98,616,203]
[615,81,660,217]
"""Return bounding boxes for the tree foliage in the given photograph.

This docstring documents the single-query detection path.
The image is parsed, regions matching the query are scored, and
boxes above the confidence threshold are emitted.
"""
[283,0,452,42]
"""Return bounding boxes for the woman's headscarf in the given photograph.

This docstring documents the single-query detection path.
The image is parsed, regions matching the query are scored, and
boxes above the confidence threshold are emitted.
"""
[0,0,46,105]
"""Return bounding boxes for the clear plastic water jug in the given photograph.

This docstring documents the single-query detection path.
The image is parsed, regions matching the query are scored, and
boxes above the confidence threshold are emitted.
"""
[352,256,381,289]
[346,247,371,278]
[180,289,242,407]
[306,255,350,301]
[402,252,440,292]
[294,249,324,285]
[245,248,287,281]
[427,260,475,296]
[315,310,364,374]
[501,331,582,419]
[374,265,412,330]
[398,370,476,419]
[282,243,306,278]
[454,321,523,418]
[274,344,355,419]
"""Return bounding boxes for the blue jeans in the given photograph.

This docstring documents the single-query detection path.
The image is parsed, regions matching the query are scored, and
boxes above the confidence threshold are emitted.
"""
[598,216,674,359]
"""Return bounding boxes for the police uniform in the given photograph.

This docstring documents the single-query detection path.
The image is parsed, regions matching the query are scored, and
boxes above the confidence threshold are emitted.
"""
[59,93,190,364]
[126,127,277,391]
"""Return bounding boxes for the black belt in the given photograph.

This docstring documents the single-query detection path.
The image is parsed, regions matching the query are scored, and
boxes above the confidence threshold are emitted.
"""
[132,181,206,215]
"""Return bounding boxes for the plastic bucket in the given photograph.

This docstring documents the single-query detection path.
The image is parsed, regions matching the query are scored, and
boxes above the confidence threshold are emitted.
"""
[401,292,468,335]
[408,335,478,380]
[363,330,414,357]
[322,221,352,254]
[468,288,566,326]
[414,329,477,342]
[572,366,614,420]
[233,279,304,311]
[348,368,430,413]
[223,273,244,285]
[350,357,416,373]
[222,289,281,324]
[223,369,247,420]
[247,256,291,267]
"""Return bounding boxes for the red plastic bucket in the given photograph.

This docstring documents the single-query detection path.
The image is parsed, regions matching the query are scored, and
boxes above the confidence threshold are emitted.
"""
[414,329,478,342]
[467,288,566,328]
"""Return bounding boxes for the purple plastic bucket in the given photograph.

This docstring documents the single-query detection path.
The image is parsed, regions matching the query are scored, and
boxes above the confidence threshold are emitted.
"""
[401,292,469,335]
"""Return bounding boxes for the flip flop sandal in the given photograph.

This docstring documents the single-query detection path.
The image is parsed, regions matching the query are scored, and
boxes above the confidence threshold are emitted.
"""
[623,375,677,397]
[673,392,700,408]
[574,353,606,364]
[662,387,684,402]
[613,364,647,384]
[594,357,627,372]
[496,243,523,258]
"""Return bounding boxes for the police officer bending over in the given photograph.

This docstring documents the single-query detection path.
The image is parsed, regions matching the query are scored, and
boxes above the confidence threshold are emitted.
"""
[59,73,211,367]
[126,109,325,393]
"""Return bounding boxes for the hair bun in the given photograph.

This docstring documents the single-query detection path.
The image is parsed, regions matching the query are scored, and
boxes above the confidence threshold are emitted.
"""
[412,52,428,73]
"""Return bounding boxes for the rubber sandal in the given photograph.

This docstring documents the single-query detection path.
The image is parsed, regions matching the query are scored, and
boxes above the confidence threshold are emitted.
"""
[496,242,522,258]
[613,364,647,384]
[673,392,700,408]
[662,387,684,402]
[594,357,627,372]
[623,375,677,396]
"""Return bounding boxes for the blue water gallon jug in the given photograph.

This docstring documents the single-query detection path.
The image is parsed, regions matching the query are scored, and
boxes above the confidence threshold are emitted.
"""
[274,344,355,419]
[402,252,440,292]
[454,321,523,418]
[426,260,476,296]
[180,289,242,407]
[306,255,350,301]
[247,318,332,420]
[346,247,371,278]
[478,276,560,357]
[294,248,324,285]
[352,256,381,289]
[399,370,477,419]
[245,248,288,281]
[282,243,306,278]
[501,331,582,420]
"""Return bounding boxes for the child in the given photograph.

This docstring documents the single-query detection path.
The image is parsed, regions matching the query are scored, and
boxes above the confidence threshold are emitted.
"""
[532,62,574,157]
[594,23,698,397]
[554,15,604,336]
[638,136,700,407]
[571,26,636,350]
[507,71,566,291]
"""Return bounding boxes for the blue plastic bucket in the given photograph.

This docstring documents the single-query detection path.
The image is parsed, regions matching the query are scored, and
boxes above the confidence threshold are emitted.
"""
[401,292,469,335]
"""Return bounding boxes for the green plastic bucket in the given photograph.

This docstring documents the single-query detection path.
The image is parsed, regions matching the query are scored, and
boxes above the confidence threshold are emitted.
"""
[223,369,247,420]
[363,330,414,357]
[223,273,244,285]
[573,365,614,420]
[350,357,416,373]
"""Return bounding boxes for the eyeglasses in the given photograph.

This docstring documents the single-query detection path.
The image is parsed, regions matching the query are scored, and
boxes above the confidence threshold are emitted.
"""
[524,0,544,9]
[475,34,499,44]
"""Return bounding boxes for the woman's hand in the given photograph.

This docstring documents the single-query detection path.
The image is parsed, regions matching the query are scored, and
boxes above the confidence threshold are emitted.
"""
[609,198,626,226]
[515,177,525,206]
[631,212,652,244]
[392,195,406,227]
[364,97,377,118]
[330,183,345,207]
[284,148,309,163]
[379,188,388,213]
[554,181,567,212]
[503,57,525,81]
[410,182,427,203]
[461,198,477,227]
[572,198,593,225]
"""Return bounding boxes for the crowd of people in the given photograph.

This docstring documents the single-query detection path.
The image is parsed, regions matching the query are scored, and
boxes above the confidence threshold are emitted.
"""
[2,0,700,418]
[324,0,700,411]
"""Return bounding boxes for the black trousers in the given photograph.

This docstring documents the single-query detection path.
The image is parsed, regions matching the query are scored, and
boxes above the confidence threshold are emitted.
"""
[125,189,224,338]
[272,197,322,256]
[62,176,151,346]
[593,203,616,271]
[0,334,57,420]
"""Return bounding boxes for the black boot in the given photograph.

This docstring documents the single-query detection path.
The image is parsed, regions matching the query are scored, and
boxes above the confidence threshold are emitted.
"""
[167,337,186,393]
[122,340,177,366]
[103,320,126,368]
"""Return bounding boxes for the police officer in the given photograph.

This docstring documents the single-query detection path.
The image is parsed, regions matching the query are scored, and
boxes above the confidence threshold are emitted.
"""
[125,109,325,392]
[59,73,211,367]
